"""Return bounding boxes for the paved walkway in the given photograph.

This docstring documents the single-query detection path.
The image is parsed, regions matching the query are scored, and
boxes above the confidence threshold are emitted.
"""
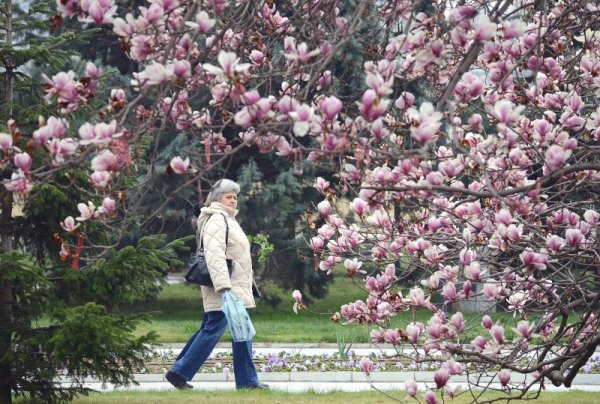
[65,372,600,393]
[62,343,600,393]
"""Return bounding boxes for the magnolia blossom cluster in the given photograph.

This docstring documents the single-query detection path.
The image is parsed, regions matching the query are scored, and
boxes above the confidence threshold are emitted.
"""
[3,60,129,261]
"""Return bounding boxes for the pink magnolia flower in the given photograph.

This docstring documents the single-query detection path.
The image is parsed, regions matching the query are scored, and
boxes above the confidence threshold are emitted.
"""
[138,3,163,24]
[130,35,153,62]
[0,133,12,152]
[546,235,565,253]
[444,385,462,398]
[133,63,175,87]
[359,357,374,376]
[234,91,273,127]
[498,369,511,386]
[14,153,32,171]
[473,14,497,42]
[394,91,415,109]
[434,368,450,389]
[583,210,599,226]
[309,236,324,251]
[318,70,332,89]
[33,116,68,146]
[4,170,33,195]
[438,159,463,178]
[320,96,343,121]
[283,37,320,63]
[454,72,485,102]
[173,60,192,79]
[471,335,488,352]
[344,258,362,274]
[370,328,385,343]
[289,104,316,137]
[406,287,431,308]
[502,19,526,39]
[565,228,585,247]
[533,118,553,141]
[405,380,418,397]
[81,0,117,25]
[451,312,465,333]
[249,50,265,65]
[47,138,78,165]
[319,255,339,274]
[464,261,483,281]
[90,171,112,189]
[169,156,189,175]
[111,14,136,37]
[483,282,502,300]
[366,73,393,97]
[491,100,524,125]
[345,199,368,218]
[79,120,120,146]
[60,243,70,260]
[42,71,79,106]
[507,291,529,312]
[459,248,476,265]
[406,324,422,343]
[505,224,523,242]
[101,196,117,216]
[384,329,403,345]
[519,249,548,270]
[513,320,534,340]
[313,177,330,193]
[545,145,572,171]
[91,150,118,171]
[56,0,80,18]
[490,324,505,345]
[441,282,462,303]
[186,11,216,33]
[424,390,437,404]
[406,238,432,256]
[76,201,96,221]
[481,315,493,330]
[60,216,80,233]
[292,290,304,314]
[317,200,332,218]
[203,51,251,81]
[317,224,335,239]
[292,289,302,304]
[406,102,442,145]
[358,89,390,121]
[277,95,298,114]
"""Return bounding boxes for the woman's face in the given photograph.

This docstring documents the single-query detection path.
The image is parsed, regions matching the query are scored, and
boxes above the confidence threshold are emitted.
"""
[219,192,238,209]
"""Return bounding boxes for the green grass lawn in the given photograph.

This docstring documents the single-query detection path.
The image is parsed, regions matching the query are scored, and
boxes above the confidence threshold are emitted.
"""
[123,275,525,344]
[58,389,600,404]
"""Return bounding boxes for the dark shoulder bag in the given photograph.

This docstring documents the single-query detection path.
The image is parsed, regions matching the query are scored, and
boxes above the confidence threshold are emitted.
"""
[185,213,234,287]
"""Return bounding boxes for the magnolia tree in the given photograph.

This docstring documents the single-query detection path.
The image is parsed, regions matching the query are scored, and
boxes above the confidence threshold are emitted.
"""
[2,0,600,401]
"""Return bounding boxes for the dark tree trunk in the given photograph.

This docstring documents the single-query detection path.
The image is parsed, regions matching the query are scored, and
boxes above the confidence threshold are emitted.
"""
[0,1,15,402]
[0,191,14,404]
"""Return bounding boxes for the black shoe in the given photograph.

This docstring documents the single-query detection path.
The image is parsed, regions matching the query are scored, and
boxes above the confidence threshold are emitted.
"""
[166,370,192,390]
[237,382,270,390]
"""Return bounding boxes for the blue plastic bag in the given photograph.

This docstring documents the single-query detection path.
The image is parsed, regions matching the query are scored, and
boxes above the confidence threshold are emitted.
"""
[221,291,256,342]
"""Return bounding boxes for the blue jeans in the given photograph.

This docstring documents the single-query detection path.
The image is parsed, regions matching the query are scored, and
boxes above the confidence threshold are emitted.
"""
[170,311,260,388]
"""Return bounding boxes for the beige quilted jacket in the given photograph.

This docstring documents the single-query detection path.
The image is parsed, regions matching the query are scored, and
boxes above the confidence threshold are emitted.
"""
[196,202,255,312]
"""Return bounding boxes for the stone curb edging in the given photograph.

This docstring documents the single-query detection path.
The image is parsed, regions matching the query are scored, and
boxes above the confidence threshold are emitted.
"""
[59,371,600,386]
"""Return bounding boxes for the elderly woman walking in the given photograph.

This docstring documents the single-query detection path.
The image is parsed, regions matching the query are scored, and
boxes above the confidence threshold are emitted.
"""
[166,179,268,390]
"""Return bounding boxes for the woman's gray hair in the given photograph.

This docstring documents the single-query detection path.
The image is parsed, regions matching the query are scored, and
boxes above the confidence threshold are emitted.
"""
[205,179,241,206]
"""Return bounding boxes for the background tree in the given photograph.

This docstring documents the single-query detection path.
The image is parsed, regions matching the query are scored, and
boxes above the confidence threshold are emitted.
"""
[0,1,185,402]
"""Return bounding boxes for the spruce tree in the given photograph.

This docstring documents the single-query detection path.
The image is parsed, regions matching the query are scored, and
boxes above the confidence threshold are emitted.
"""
[0,2,185,402]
